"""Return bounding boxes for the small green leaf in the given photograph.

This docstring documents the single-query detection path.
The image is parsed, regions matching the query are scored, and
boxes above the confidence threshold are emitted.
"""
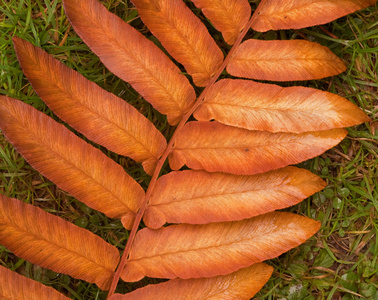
[340,272,359,292]
[339,187,350,197]
[314,249,334,268]
[75,216,89,228]
[332,197,343,209]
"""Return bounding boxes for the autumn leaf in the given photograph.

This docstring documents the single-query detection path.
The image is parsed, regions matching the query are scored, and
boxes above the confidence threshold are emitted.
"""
[0,266,70,299]
[227,39,346,81]
[144,167,325,228]
[122,212,320,282]
[1,0,375,298]
[111,263,273,299]
[0,195,120,290]
[170,121,347,175]
[194,79,369,133]
[252,0,378,32]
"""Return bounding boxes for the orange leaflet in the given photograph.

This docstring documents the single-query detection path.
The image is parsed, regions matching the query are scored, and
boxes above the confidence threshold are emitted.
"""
[131,0,224,86]
[170,121,347,175]
[122,212,320,282]
[0,96,144,229]
[190,0,251,45]
[194,79,369,133]
[63,0,195,125]
[144,167,326,228]
[110,263,273,299]
[13,37,167,175]
[0,195,120,290]
[0,266,70,299]
[253,0,378,32]
[227,39,346,81]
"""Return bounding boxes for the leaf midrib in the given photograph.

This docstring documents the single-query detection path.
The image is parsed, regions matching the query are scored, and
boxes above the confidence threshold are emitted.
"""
[234,57,340,62]
[152,187,280,206]
[202,101,342,112]
[173,141,314,150]
[129,230,275,262]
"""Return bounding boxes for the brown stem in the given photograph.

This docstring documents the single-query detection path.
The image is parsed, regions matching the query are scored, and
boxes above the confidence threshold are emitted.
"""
[106,2,265,297]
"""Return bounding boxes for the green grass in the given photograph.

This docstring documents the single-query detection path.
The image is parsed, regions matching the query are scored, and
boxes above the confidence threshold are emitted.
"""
[0,1,377,299]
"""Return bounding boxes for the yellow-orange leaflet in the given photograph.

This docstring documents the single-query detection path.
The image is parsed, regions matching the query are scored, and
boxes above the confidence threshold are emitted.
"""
[122,212,320,281]
[253,0,378,32]
[144,167,325,228]
[190,0,251,45]
[194,79,369,133]
[63,0,195,125]
[0,96,144,229]
[170,121,347,175]
[111,263,273,299]
[13,37,167,175]
[227,39,346,81]
[0,195,120,290]
[131,0,224,86]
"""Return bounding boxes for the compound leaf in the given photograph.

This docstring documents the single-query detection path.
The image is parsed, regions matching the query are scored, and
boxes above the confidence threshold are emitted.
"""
[3,0,376,298]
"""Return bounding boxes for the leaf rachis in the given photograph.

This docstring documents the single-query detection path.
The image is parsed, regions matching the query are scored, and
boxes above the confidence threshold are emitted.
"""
[108,6,268,295]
